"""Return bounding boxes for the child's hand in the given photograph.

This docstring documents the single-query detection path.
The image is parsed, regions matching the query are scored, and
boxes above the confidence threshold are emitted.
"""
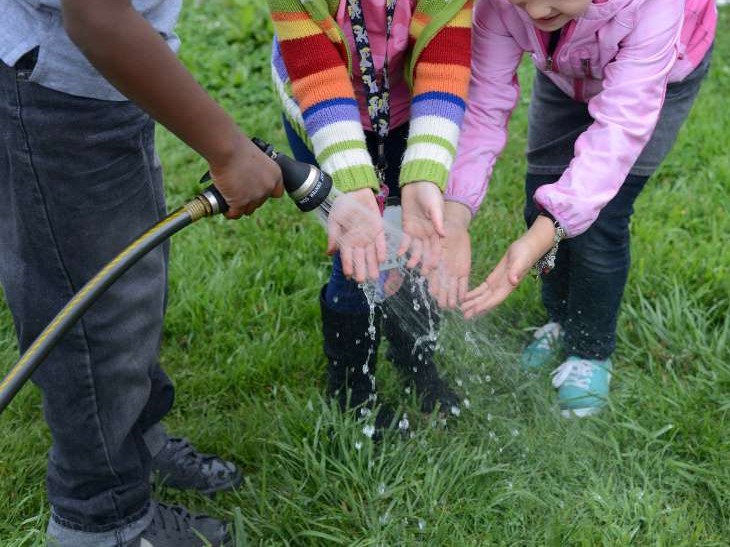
[327,188,387,283]
[428,201,472,310]
[400,182,445,275]
[461,215,556,319]
[208,132,284,219]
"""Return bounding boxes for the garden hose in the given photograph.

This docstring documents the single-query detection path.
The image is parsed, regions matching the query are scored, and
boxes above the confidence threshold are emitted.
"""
[0,186,225,414]
[0,138,334,415]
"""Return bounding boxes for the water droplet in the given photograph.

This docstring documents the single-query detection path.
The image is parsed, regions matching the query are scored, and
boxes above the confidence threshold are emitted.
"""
[333,296,339,303]
[378,482,386,495]
[379,512,390,525]
[362,424,375,438]
[463,398,471,409]
[507,481,513,490]
[456,378,463,387]
[355,441,363,451]
[418,519,426,531]
[355,338,361,345]
[484,375,491,382]
[450,405,461,416]
[511,429,519,437]
[306,399,314,412]
[360,407,372,418]
[404,386,411,395]
[398,413,410,431]
[362,364,369,374]
[488,430,497,440]
[486,413,493,422]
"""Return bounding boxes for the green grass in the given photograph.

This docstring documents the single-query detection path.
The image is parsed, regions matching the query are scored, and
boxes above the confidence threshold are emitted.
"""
[1,2,728,544]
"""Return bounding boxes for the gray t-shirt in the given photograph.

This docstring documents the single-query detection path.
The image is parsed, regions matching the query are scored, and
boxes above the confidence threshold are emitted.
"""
[0,0,182,101]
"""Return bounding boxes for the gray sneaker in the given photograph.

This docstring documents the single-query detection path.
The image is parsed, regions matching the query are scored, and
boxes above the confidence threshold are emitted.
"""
[151,437,242,495]
[134,503,230,547]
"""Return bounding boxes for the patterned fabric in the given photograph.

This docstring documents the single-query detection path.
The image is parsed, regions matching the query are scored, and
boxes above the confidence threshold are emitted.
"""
[269,0,472,193]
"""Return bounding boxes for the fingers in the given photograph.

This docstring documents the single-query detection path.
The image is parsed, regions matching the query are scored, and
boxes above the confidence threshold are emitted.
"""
[457,275,469,305]
[460,281,494,320]
[430,201,446,238]
[271,181,285,198]
[352,247,366,284]
[365,243,379,282]
[327,219,341,256]
[340,244,354,279]
[406,238,423,269]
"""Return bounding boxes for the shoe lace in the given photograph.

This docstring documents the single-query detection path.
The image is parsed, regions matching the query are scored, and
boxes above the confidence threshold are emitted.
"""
[551,359,594,390]
[151,503,193,535]
[532,322,561,350]
[165,438,216,472]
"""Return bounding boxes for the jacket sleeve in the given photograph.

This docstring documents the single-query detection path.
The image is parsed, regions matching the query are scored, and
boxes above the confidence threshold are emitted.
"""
[444,0,523,214]
[399,0,472,191]
[534,0,683,237]
[269,0,379,193]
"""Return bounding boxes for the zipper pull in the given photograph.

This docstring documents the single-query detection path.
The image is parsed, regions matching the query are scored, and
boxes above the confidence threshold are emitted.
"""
[545,56,553,73]
[581,58,592,79]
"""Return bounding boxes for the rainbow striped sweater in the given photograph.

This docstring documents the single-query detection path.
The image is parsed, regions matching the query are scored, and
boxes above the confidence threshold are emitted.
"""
[269,0,472,193]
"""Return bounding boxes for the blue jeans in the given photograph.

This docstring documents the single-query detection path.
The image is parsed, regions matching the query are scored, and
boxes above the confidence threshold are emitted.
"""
[0,56,172,540]
[283,117,409,312]
[523,48,712,359]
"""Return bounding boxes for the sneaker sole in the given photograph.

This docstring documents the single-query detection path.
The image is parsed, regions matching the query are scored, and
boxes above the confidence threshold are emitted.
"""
[560,406,604,418]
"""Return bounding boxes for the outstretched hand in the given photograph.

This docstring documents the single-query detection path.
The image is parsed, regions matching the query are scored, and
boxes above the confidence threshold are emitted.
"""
[400,181,445,275]
[327,188,387,283]
[460,215,557,319]
[428,201,472,310]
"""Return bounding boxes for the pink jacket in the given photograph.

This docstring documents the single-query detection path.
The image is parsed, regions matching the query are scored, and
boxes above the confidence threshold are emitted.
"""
[446,0,716,237]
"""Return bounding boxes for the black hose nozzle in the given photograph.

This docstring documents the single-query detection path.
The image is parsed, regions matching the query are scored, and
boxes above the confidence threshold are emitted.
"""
[200,138,334,214]
[252,138,333,213]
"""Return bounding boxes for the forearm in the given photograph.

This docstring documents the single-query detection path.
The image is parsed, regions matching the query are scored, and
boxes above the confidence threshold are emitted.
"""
[444,200,472,230]
[62,0,242,168]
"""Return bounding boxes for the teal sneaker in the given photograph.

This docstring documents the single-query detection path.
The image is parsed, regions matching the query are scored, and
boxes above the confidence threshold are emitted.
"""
[551,357,612,418]
[521,322,563,371]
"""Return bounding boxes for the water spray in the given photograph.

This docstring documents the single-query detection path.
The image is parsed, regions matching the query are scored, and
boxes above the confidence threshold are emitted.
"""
[0,138,334,415]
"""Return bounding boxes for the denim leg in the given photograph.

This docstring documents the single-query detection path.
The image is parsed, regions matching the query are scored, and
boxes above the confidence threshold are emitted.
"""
[524,174,569,323]
[563,175,649,359]
[0,61,172,536]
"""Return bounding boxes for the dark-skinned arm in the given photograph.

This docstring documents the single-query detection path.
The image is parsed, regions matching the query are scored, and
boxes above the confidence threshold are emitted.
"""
[61,0,283,219]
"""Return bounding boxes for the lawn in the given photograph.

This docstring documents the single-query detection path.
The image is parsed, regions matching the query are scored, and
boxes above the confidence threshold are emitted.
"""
[0,2,728,545]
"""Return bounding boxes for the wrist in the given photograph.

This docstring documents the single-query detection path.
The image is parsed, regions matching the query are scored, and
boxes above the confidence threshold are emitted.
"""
[205,123,246,172]
[528,214,558,252]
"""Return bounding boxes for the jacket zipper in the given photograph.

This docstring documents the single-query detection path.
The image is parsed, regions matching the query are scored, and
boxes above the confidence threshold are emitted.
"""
[536,19,577,74]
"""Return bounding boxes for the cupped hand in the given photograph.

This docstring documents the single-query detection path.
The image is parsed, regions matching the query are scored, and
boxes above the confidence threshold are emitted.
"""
[327,187,387,283]
[208,132,284,219]
[428,201,472,310]
[400,181,445,275]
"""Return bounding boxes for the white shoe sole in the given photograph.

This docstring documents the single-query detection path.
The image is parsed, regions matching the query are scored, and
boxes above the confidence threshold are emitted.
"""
[560,406,604,418]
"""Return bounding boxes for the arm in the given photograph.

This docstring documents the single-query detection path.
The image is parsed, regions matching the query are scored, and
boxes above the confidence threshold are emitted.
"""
[62,0,283,219]
[268,0,385,281]
[399,0,472,273]
[445,0,524,215]
[534,0,683,237]
[268,0,379,194]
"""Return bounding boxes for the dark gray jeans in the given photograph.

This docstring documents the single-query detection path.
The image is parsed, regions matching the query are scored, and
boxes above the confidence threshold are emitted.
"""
[523,48,712,359]
[0,56,173,536]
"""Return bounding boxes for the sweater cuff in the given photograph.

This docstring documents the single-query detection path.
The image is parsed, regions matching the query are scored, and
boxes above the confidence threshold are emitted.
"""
[331,165,380,193]
[399,159,449,191]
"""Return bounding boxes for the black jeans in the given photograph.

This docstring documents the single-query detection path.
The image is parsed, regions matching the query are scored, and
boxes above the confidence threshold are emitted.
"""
[0,57,173,532]
[525,174,648,359]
